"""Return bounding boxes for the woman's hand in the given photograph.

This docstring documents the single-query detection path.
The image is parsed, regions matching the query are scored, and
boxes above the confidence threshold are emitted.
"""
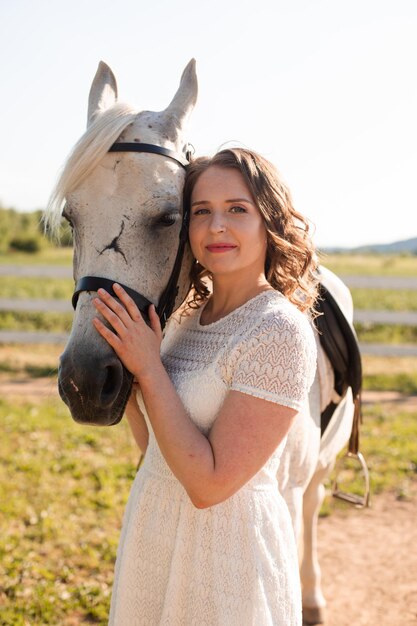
[92,283,163,382]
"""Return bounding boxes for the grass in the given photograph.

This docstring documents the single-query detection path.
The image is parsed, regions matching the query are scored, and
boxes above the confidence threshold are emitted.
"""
[0,253,416,337]
[0,394,415,624]
[0,398,139,625]
[0,352,416,623]
[0,248,72,266]
[355,322,417,344]
[363,372,417,394]
[1,249,416,276]
[318,354,417,515]
[321,253,417,277]
[2,283,417,313]
[0,277,73,300]
[0,311,73,333]
[0,344,62,375]
[351,288,417,311]
[321,404,417,517]
[4,314,415,345]
[362,355,417,393]
[0,362,58,378]
[362,354,417,374]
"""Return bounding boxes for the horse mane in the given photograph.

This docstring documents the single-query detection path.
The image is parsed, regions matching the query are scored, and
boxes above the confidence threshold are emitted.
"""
[45,102,139,234]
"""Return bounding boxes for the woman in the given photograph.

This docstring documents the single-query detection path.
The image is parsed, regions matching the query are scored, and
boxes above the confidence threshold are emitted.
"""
[93,148,318,625]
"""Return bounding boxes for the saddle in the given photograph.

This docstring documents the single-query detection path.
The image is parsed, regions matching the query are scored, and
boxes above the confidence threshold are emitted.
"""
[314,283,362,455]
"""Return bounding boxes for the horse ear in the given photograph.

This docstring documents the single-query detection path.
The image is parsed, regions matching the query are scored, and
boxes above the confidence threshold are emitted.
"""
[164,59,198,130]
[87,61,118,127]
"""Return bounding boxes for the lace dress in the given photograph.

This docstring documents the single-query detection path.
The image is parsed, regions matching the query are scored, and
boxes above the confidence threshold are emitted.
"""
[109,291,317,626]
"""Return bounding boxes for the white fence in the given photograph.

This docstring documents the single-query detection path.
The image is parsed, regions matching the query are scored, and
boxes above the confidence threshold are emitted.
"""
[1,266,416,356]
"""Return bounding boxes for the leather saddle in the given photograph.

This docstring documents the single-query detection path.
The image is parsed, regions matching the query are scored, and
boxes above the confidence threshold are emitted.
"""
[314,283,363,454]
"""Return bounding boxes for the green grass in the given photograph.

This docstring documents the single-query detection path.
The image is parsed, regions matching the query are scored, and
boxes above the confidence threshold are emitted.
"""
[0,386,416,623]
[1,312,415,341]
[0,276,73,300]
[0,344,63,379]
[321,403,417,517]
[351,288,417,311]
[1,250,416,275]
[363,372,417,394]
[0,247,72,266]
[3,284,416,312]
[355,322,417,344]
[0,311,73,333]
[0,398,139,625]
[322,253,417,277]
[0,362,58,378]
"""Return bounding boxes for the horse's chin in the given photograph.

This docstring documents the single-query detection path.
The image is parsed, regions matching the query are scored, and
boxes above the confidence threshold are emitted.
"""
[58,368,133,427]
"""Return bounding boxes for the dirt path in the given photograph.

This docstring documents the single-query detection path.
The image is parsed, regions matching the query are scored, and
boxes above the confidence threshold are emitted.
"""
[1,378,416,624]
[0,376,59,402]
[317,492,417,625]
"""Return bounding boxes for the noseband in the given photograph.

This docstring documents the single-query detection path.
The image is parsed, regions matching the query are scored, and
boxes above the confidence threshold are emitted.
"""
[71,142,192,329]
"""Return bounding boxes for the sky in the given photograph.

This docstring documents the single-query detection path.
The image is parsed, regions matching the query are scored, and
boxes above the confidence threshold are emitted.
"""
[1,0,416,248]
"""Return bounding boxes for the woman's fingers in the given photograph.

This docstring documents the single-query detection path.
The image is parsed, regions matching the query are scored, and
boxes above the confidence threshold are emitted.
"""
[92,296,163,381]
[148,304,163,341]
[96,287,132,321]
[113,284,143,322]
[93,297,127,336]
[93,317,122,350]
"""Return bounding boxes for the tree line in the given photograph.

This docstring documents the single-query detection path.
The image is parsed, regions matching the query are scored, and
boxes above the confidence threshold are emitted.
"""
[0,206,71,253]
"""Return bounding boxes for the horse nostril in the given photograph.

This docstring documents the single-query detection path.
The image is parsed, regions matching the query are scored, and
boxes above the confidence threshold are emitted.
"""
[99,361,123,406]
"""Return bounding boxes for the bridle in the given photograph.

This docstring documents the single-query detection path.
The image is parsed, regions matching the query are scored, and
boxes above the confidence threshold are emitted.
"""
[71,142,193,329]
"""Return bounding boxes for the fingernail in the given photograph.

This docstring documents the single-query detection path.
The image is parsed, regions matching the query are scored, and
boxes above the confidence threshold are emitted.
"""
[114,283,121,290]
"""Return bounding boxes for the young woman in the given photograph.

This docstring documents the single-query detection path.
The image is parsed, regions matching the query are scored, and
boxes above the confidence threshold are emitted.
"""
[93,148,319,625]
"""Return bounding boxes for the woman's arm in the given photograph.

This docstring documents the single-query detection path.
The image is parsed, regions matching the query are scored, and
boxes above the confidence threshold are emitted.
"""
[124,383,149,453]
[139,364,296,508]
[92,285,298,509]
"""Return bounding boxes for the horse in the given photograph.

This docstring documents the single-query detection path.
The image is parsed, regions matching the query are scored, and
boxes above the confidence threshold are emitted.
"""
[46,60,358,625]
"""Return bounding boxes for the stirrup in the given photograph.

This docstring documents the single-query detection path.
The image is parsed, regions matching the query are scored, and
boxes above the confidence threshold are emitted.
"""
[331,451,370,508]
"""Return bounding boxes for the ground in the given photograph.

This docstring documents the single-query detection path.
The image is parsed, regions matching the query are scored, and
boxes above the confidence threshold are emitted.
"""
[317,490,417,626]
[1,374,416,625]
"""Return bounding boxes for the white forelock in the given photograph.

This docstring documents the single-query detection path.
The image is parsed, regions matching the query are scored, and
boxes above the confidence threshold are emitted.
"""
[45,102,138,234]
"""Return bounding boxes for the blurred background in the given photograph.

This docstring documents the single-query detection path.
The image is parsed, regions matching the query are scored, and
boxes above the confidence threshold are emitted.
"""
[0,1,416,624]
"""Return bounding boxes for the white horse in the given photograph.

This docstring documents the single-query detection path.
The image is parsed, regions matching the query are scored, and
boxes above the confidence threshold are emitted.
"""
[46,60,357,625]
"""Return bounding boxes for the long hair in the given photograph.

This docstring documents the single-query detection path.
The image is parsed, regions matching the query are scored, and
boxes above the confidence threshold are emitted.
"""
[183,148,319,313]
[44,103,139,235]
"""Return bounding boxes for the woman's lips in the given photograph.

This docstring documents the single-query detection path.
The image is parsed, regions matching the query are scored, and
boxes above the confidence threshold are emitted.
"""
[206,244,237,253]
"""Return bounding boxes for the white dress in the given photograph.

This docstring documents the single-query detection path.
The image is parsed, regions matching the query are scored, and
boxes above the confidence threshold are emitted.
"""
[109,291,317,626]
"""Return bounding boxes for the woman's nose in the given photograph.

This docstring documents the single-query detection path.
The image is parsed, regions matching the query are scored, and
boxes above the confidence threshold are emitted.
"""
[209,213,226,233]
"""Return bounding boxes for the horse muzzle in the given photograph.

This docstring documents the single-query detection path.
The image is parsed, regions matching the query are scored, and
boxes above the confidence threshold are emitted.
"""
[58,345,132,426]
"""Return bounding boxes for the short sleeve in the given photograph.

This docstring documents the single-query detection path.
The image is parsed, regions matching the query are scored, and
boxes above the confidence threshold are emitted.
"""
[229,310,317,410]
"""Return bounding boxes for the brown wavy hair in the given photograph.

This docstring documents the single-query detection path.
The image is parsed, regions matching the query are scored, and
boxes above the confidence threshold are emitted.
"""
[183,148,319,313]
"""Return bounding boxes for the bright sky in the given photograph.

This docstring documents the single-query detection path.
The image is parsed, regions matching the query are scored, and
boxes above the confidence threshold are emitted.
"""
[1,0,416,248]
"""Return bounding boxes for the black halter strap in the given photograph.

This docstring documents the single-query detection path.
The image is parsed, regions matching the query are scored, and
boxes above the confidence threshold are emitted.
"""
[109,142,191,168]
[71,142,192,329]
[72,276,153,312]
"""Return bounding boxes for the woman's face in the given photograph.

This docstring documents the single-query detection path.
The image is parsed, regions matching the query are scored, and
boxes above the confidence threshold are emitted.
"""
[189,166,267,280]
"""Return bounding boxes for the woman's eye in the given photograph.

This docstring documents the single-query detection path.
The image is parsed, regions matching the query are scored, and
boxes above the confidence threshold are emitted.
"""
[230,205,247,214]
[193,208,210,216]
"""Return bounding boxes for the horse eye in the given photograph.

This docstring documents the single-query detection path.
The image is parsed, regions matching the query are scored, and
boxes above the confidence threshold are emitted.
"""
[156,213,178,227]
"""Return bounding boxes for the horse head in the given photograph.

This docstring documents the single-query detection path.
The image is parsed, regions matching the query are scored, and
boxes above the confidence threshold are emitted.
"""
[47,60,197,425]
